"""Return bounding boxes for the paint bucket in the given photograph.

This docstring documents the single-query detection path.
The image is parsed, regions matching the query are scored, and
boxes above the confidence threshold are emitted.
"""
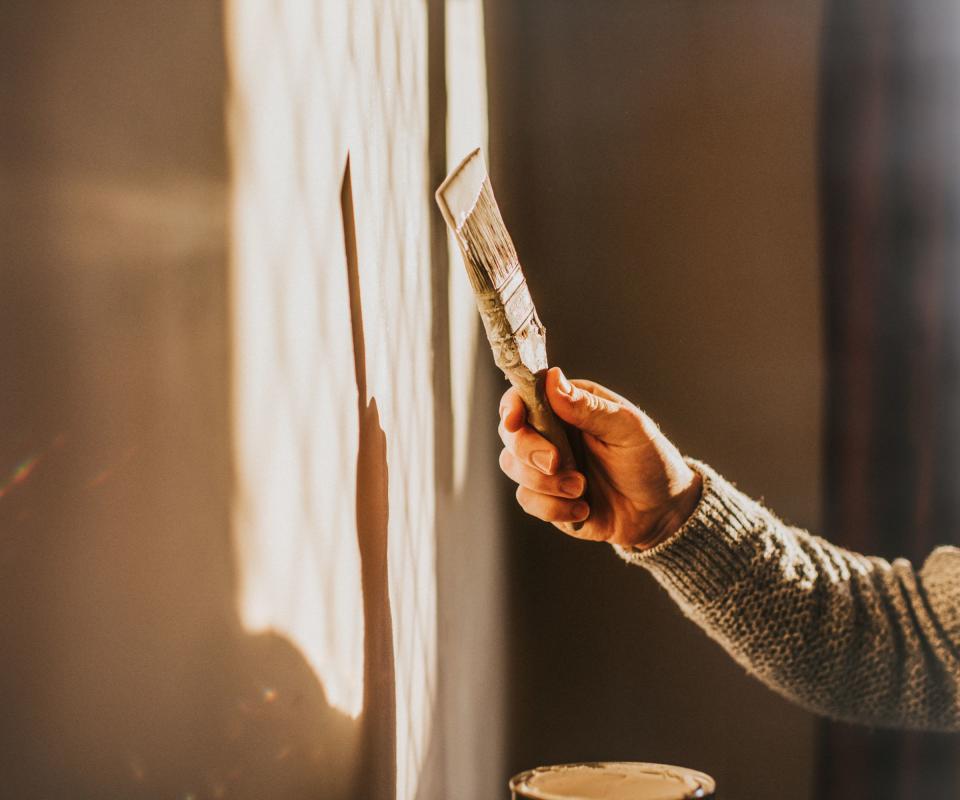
[509,761,716,799]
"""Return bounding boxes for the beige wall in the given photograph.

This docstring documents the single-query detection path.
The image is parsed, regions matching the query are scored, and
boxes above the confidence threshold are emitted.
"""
[487,2,824,798]
[0,2,503,799]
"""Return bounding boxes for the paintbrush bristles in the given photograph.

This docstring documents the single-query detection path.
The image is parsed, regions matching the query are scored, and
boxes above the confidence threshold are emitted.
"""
[456,179,521,294]
[435,150,586,531]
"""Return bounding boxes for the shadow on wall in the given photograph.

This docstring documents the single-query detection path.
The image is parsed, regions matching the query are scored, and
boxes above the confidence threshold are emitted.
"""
[343,157,398,800]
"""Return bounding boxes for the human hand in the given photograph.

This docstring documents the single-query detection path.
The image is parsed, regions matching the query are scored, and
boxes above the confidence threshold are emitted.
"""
[498,367,702,549]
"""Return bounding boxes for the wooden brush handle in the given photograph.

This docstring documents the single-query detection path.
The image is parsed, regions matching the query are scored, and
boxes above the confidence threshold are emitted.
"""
[516,370,588,532]
[523,371,580,471]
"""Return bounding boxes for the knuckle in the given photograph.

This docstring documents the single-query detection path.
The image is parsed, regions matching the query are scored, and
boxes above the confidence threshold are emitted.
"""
[530,471,549,494]
[513,427,532,456]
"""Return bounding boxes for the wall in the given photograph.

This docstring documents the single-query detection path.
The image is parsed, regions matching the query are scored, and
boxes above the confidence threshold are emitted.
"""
[486,2,824,798]
[228,1,502,798]
[1,2,502,799]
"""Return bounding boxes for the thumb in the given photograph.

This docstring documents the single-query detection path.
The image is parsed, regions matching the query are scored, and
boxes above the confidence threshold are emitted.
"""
[545,367,652,445]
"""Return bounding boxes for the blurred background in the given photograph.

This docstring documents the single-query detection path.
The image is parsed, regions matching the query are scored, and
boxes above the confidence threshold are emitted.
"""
[2,1,959,798]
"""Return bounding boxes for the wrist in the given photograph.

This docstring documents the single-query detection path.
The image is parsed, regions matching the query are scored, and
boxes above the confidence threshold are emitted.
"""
[637,469,703,551]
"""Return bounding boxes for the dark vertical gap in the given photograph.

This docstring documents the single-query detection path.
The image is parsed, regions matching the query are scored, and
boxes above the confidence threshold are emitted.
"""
[818,0,960,797]
[483,0,531,783]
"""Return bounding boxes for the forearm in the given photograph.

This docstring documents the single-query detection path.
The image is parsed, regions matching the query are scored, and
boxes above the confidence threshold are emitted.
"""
[616,460,960,731]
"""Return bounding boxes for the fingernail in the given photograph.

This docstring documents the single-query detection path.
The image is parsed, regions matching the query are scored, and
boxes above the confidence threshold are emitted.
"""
[531,451,555,474]
[572,501,590,521]
[557,370,574,396]
[559,475,584,498]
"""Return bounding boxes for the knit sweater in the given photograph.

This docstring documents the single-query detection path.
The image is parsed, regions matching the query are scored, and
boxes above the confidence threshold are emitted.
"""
[615,460,960,731]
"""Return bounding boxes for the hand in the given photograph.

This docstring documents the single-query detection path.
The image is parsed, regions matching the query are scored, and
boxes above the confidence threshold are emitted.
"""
[498,367,702,549]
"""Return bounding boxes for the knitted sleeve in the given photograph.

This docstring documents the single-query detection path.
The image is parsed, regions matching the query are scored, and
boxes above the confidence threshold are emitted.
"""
[615,460,960,731]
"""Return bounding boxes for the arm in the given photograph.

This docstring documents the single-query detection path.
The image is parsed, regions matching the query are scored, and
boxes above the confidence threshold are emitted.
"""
[616,460,960,731]
[498,369,960,731]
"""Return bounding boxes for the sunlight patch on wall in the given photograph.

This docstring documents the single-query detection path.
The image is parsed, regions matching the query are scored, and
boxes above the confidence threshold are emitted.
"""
[227,0,363,719]
[226,3,436,799]
[446,0,489,492]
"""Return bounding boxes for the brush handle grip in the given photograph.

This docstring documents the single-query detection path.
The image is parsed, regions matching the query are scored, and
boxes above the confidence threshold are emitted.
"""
[524,371,579,470]
[519,371,588,532]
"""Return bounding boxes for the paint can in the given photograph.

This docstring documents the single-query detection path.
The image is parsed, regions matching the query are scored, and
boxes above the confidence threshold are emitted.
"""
[509,761,716,799]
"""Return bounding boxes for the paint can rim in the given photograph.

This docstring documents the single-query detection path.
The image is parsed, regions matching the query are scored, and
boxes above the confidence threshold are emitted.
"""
[509,761,716,800]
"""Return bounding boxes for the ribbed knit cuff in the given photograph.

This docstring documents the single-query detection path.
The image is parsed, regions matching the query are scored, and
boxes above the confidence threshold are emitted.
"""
[613,459,770,605]
[921,546,960,655]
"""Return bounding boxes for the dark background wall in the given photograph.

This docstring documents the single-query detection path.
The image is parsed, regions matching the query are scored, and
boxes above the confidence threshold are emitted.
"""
[486,3,824,798]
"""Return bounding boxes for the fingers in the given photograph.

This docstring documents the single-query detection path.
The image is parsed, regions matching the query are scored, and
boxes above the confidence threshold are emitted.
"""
[498,386,526,434]
[498,391,560,475]
[544,367,656,446]
[515,486,590,525]
[497,380,591,531]
[499,448,585,499]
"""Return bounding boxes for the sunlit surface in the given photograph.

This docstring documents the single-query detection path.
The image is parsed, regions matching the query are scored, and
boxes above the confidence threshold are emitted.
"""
[446,0,488,492]
[227,2,436,798]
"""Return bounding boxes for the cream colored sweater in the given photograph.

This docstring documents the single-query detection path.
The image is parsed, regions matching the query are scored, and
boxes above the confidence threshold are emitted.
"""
[615,460,960,731]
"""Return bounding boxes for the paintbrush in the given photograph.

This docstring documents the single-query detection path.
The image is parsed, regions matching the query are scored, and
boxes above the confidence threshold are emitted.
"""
[436,148,587,529]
